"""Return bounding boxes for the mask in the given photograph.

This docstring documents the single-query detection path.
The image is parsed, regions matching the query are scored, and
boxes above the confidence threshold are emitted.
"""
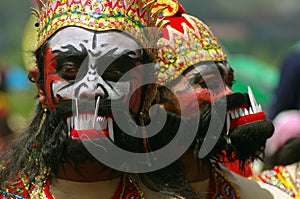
[43,27,147,140]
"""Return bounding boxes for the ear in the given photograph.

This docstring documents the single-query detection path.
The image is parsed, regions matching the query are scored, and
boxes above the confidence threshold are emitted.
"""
[38,88,47,106]
[29,68,47,106]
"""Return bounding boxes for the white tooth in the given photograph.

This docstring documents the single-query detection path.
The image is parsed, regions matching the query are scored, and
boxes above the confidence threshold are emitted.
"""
[108,118,114,142]
[226,113,230,135]
[258,104,262,112]
[235,110,239,118]
[82,114,92,130]
[244,108,249,115]
[80,115,87,130]
[239,108,244,117]
[75,98,79,118]
[88,114,94,129]
[249,107,253,114]
[101,118,108,130]
[66,118,71,134]
[97,116,106,130]
[70,116,74,128]
[93,96,101,128]
[66,117,70,127]
[248,86,259,113]
[95,118,101,130]
[79,116,83,130]
[230,111,235,119]
[74,116,79,130]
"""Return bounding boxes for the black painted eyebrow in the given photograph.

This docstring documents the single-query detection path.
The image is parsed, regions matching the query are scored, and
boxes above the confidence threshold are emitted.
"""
[92,33,97,50]
[93,48,119,74]
[51,44,88,68]
[97,49,141,69]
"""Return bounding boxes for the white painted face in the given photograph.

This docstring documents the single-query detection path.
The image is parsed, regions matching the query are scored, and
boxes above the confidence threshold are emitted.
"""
[49,27,142,101]
[43,27,145,139]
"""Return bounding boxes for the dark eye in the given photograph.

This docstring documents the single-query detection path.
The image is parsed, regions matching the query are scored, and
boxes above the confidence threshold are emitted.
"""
[101,53,138,82]
[193,74,207,88]
[102,69,123,82]
[59,62,79,80]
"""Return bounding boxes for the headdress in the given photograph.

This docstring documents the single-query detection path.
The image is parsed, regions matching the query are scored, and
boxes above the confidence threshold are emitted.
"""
[151,0,185,17]
[155,4,227,84]
[31,0,160,49]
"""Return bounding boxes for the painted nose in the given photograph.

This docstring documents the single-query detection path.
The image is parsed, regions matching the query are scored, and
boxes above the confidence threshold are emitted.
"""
[210,85,234,102]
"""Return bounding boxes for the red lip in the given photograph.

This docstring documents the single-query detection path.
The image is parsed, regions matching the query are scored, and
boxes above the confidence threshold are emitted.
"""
[70,129,109,139]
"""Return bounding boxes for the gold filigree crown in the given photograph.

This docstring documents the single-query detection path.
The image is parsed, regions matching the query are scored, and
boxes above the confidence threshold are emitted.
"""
[156,13,227,85]
[31,0,160,48]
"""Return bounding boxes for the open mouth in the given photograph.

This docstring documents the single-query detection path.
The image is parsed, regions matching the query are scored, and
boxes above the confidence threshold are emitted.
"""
[227,86,267,130]
[65,97,115,140]
[66,114,114,140]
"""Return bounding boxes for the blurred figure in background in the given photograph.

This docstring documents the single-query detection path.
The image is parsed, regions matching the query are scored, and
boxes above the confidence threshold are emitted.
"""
[263,41,300,168]
[0,66,13,153]
[268,41,300,120]
[253,109,300,198]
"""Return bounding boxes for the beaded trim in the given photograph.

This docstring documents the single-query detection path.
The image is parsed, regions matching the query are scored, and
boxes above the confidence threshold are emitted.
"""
[296,162,300,195]
[208,164,240,199]
[0,190,27,199]
[31,0,159,49]
[156,13,227,85]
[112,175,145,199]
[255,165,300,198]
[151,0,179,17]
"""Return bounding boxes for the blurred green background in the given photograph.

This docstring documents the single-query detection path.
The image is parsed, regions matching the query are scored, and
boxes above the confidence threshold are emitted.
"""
[0,0,299,133]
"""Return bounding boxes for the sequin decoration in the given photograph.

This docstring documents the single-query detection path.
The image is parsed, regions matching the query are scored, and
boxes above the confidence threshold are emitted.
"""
[156,13,227,85]
[151,0,180,17]
[31,0,160,49]
[0,190,27,199]
[254,165,300,198]
[208,164,240,199]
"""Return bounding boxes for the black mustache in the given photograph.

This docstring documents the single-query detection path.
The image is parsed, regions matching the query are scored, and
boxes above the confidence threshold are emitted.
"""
[52,99,126,117]
[228,119,274,162]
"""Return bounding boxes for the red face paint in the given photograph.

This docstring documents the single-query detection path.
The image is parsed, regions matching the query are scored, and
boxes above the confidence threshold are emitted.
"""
[43,47,61,110]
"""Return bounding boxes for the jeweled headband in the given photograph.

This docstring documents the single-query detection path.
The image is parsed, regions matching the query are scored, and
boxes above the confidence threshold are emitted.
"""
[31,0,159,49]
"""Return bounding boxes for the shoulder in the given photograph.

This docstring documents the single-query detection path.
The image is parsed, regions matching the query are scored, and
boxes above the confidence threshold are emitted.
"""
[137,178,178,199]
[0,190,28,199]
[0,177,29,199]
[0,177,53,199]
[220,164,293,199]
[256,181,294,199]
[253,164,297,198]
